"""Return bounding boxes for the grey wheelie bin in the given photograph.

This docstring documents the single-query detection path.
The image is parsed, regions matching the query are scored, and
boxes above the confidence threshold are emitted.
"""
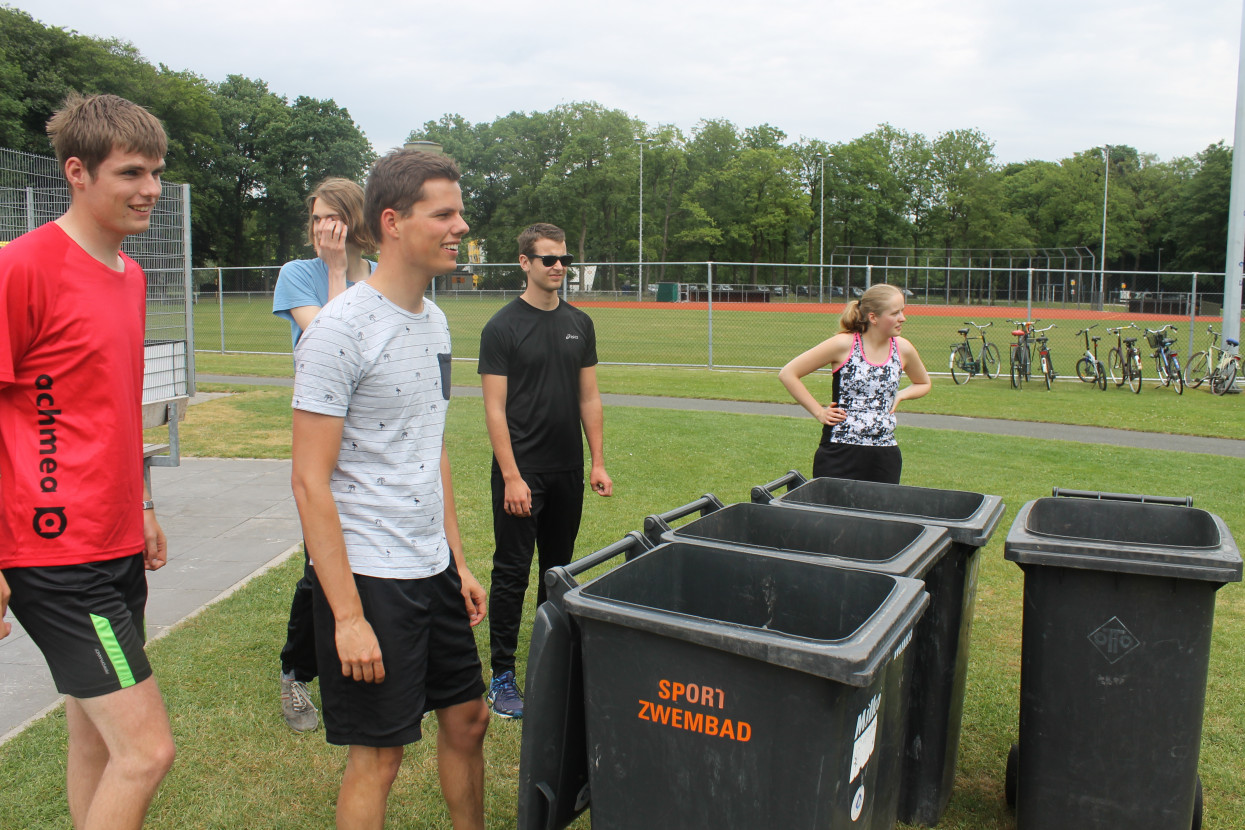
[644,495,952,828]
[549,537,929,830]
[752,471,1004,826]
[1003,492,1241,830]
[516,532,651,830]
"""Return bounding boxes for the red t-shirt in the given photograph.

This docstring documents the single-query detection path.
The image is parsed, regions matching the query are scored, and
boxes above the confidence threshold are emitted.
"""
[0,222,146,568]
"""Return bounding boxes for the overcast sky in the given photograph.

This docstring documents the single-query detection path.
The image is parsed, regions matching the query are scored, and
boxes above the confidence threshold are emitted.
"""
[11,0,1245,165]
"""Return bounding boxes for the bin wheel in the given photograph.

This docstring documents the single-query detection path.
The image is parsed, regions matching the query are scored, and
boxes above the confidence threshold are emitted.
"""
[1192,775,1202,830]
[1004,743,1019,809]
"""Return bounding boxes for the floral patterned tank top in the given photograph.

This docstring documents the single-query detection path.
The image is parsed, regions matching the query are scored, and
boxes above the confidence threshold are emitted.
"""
[826,333,901,447]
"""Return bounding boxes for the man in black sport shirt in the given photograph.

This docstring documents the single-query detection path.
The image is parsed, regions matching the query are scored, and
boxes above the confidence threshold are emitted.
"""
[477,222,613,719]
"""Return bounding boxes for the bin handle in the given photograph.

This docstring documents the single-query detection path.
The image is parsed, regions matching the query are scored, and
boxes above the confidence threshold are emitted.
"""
[642,493,726,543]
[543,531,653,604]
[750,470,809,504]
[1051,487,1192,507]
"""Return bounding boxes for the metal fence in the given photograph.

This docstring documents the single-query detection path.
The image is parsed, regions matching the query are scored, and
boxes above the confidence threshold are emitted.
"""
[192,260,1237,380]
[1,148,195,405]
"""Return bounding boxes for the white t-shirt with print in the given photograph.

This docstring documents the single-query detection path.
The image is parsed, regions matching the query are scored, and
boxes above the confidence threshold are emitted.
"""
[292,282,452,579]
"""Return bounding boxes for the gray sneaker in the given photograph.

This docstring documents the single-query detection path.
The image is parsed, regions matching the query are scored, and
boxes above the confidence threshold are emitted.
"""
[281,677,319,732]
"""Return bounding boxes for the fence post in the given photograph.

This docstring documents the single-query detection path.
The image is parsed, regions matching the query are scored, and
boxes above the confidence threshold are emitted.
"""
[866,263,873,291]
[1027,268,1034,321]
[181,184,196,392]
[24,187,35,232]
[707,261,714,369]
[217,267,225,354]
[1188,272,1198,360]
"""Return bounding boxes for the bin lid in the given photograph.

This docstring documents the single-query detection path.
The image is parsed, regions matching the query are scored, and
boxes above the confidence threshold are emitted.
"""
[1004,498,1242,583]
[664,502,952,579]
[562,542,929,687]
[772,477,1005,548]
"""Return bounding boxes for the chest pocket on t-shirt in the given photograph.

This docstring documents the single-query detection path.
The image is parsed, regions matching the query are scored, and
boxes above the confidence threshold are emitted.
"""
[438,352,451,400]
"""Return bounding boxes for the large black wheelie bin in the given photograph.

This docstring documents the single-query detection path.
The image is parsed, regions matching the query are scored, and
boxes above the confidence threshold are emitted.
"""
[516,532,651,830]
[752,471,1004,826]
[1003,492,1241,830]
[545,536,928,829]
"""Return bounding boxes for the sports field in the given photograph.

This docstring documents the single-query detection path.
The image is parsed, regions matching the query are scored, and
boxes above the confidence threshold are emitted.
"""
[194,294,1215,373]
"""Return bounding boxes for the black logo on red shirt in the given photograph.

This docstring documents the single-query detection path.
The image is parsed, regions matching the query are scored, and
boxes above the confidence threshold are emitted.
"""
[32,373,66,539]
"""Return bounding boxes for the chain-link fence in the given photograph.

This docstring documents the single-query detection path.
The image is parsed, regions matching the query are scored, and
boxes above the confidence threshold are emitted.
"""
[1,148,194,408]
[192,260,1239,381]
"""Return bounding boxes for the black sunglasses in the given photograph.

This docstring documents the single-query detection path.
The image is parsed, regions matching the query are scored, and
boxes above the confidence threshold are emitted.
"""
[529,254,573,267]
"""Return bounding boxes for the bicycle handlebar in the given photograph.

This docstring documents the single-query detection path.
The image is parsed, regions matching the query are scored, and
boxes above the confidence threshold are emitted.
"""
[964,321,993,330]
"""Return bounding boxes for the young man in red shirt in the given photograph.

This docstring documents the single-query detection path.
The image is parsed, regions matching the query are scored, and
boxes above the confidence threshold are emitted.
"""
[0,93,176,829]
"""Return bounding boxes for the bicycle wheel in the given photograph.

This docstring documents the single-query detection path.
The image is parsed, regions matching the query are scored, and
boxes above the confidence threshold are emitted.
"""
[1154,354,1170,386]
[1095,361,1107,391]
[1212,361,1237,396]
[1075,357,1095,384]
[1185,351,1207,388]
[1042,355,1053,390]
[1011,354,1023,388]
[1171,357,1184,394]
[1128,352,1143,394]
[1107,347,1124,387]
[950,346,967,384]
[1021,348,1032,382]
[982,343,1000,379]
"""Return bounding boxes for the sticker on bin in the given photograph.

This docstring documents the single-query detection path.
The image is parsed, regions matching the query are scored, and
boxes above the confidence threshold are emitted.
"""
[849,693,881,783]
[637,677,753,742]
[850,784,866,821]
[1089,616,1143,664]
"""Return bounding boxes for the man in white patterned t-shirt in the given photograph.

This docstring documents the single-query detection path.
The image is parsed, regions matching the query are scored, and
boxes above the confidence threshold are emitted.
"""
[290,149,489,830]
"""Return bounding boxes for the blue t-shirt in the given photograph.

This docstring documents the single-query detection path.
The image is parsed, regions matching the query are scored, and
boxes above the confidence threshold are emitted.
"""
[272,257,377,347]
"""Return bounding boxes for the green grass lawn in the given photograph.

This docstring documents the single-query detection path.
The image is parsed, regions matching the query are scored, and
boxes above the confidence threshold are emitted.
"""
[194,350,1245,442]
[8,391,1244,829]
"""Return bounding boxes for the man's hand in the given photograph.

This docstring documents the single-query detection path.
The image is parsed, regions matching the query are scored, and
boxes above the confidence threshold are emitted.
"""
[0,572,10,640]
[503,475,533,517]
[142,509,167,571]
[335,616,385,683]
[590,466,613,497]
[458,565,487,627]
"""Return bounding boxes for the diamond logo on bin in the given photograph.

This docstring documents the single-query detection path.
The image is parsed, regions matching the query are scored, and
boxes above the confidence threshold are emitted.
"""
[1089,616,1142,664]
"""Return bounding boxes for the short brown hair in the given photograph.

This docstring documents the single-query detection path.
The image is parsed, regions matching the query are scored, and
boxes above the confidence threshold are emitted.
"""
[306,177,376,254]
[364,150,461,243]
[517,223,566,258]
[46,93,167,182]
[839,283,904,334]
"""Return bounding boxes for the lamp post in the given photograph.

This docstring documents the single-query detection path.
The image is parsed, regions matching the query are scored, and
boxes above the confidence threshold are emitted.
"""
[1099,144,1110,311]
[816,154,832,303]
[636,137,655,300]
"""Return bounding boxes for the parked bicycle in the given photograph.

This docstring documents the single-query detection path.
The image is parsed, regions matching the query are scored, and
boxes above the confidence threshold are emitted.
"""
[1144,324,1184,394]
[1030,324,1058,390]
[1185,324,1240,396]
[1105,324,1144,394]
[949,321,1000,384]
[1073,325,1107,391]
[1008,319,1038,388]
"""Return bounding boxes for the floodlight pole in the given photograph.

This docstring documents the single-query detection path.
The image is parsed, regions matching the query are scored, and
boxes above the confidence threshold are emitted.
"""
[636,137,654,300]
[1099,144,1110,311]
[1220,1,1245,348]
[817,155,826,303]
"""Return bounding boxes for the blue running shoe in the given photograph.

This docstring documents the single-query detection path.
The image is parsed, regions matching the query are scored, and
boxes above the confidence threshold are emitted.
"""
[487,670,524,719]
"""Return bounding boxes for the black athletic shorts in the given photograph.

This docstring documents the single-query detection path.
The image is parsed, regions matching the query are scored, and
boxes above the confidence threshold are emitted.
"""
[311,558,485,748]
[812,441,903,484]
[3,553,152,698]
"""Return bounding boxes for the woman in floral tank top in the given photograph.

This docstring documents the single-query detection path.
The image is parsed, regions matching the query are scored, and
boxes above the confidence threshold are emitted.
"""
[779,284,931,483]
